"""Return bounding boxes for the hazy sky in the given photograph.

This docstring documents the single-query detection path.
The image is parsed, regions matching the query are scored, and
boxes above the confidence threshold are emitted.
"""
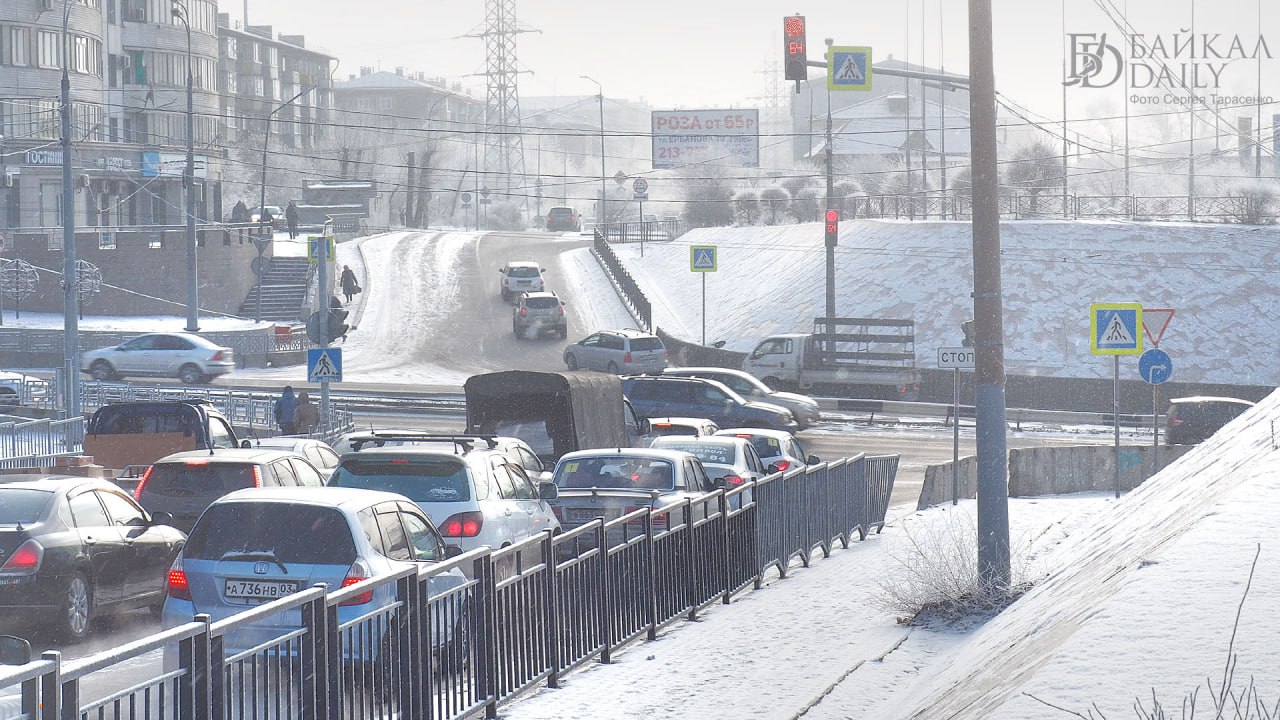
[220,0,1277,119]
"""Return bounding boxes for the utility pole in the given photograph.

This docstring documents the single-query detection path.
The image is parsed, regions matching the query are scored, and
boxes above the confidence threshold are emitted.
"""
[968,0,1011,590]
[59,0,79,418]
[406,151,416,228]
[823,38,835,322]
[173,1,198,332]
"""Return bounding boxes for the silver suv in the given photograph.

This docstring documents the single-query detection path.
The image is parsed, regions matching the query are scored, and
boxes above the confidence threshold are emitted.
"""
[499,261,546,301]
[563,329,667,374]
[513,291,568,339]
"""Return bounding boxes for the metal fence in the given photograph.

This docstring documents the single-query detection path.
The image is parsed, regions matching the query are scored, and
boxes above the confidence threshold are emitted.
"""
[594,219,680,243]
[0,383,355,464]
[843,192,1273,223]
[0,453,897,720]
[591,231,652,332]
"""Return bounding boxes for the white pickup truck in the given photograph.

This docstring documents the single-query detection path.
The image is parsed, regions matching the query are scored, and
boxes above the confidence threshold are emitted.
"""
[742,318,921,400]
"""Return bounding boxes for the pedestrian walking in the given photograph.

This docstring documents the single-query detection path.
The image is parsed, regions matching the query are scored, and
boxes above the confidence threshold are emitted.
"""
[286,201,300,240]
[230,200,249,223]
[340,265,360,304]
[274,385,299,435]
[294,391,320,435]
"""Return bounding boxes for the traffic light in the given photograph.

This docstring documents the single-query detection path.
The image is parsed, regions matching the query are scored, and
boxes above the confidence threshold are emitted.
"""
[306,306,351,345]
[783,15,808,82]
[327,306,350,343]
[961,320,975,347]
[824,208,839,246]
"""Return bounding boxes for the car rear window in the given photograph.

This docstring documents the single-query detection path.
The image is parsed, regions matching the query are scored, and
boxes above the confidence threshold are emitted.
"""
[507,266,540,278]
[91,407,195,434]
[555,457,675,490]
[184,503,356,564]
[727,434,782,458]
[629,337,664,351]
[143,462,257,497]
[548,208,574,217]
[653,441,734,465]
[329,459,471,502]
[524,297,559,309]
[1174,401,1251,426]
[649,423,698,437]
[0,488,51,524]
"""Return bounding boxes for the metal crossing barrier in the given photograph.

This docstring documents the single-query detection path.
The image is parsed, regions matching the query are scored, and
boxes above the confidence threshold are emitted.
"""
[0,452,896,720]
[0,417,85,469]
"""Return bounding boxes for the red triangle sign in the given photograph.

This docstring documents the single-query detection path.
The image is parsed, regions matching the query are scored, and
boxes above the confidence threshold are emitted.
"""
[1142,308,1175,347]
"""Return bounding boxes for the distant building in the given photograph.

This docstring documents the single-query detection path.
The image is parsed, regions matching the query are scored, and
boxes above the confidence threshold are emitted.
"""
[216,13,335,150]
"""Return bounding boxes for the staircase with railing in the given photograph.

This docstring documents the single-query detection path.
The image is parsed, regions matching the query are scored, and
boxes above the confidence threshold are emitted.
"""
[237,257,314,322]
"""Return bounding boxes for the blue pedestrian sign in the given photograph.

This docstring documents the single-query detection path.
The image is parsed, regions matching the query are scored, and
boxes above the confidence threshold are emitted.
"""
[827,46,873,91]
[1090,302,1143,356]
[1138,348,1172,385]
[308,348,343,383]
[690,245,717,272]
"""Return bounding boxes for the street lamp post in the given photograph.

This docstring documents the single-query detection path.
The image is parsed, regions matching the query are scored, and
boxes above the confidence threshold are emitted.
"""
[254,87,312,322]
[580,76,606,225]
[59,0,79,417]
[171,1,198,332]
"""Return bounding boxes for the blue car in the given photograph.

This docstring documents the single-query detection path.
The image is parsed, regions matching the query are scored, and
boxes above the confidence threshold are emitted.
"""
[622,376,798,433]
[161,487,466,662]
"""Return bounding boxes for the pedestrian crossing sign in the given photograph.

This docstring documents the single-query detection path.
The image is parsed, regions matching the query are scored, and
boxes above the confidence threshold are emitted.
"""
[307,235,336,263]
[1090,303,1143,355]
[827,46,873,91]
[690,245,717,273]
[308,348,343,382]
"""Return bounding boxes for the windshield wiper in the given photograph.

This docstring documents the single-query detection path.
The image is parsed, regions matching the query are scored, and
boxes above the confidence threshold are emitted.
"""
[219,550,288,574]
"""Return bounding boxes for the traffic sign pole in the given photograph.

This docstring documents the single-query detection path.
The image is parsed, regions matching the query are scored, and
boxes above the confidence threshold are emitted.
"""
[317,222,332,431]
[953,367,960,506]
[1113,356,1121,498]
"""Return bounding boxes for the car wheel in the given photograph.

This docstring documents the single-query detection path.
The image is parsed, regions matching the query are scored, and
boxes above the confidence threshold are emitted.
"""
[565,354,578,370]
[606,362,619,374]
[89,360,116,381]
[177,364,203,384]
[558,326,567,339]
[500,289,510,301]
[57,571,93,643]
[513,323,522,339]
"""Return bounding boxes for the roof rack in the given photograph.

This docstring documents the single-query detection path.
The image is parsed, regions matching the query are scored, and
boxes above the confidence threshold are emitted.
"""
[348,431,500,453]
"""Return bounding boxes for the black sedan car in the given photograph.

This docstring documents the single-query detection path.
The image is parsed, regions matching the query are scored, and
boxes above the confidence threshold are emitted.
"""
[0,475,185,642]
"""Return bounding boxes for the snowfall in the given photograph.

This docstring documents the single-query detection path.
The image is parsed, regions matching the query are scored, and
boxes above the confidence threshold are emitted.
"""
[7,219,1280,717]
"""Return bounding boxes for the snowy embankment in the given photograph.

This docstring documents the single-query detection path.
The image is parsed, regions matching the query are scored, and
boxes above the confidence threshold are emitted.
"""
[612,220,1280,386]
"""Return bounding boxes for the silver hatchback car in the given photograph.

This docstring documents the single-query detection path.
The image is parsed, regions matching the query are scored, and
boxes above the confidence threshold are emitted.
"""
[563,329,667,374]
[81,332,235,384]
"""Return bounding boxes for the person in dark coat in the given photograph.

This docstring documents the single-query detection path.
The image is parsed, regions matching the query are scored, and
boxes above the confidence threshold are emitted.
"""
[230,200,249,223]
[285,201,300,239]
[339,265,360,304]
[274,385,298,435]
[294,391,320,435]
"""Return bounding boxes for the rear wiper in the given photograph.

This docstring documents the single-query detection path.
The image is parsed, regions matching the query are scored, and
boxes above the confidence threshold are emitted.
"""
[219,550,288,574]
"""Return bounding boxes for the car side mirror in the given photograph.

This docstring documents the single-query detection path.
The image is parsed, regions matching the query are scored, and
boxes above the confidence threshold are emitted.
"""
[150,510,175,527]
[711,477,726,489]
[749,350,763,359]
[807,455,821,465]
[240,439,253,449]
[639,418,651,435]
[444,545,465,559]
[0,635,32,665]
[498,268,505,274]
[538,481,559,500]
[767,463,781,474]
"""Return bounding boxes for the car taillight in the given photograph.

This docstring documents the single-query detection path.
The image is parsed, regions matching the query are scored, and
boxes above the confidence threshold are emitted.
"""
[167,558,191,600]
[723,475,745,486]
[558,306,564,315]
[1168,412,1183,427]
[625,506,668,528]
[440,511,483,538]
[210,351,225,362]
[133,465,155,500]
[520,307,527,316]
[773,460,791,472]
[340,560,373,606]
[0,539,43,574]
[252,466,263,488]
[624,352,633,363]
[663,349,669,362]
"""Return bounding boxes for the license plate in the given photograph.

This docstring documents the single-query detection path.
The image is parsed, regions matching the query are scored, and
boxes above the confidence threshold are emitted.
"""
[567,507,608,522]
[224,579,300,600]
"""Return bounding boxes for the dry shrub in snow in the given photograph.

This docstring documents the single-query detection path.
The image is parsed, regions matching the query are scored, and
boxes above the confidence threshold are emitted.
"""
[875,506,1039,625]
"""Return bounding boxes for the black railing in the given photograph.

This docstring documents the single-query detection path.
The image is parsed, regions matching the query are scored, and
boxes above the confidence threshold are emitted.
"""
[591,230,652,331]
[843,192,1274,223]
[0,453,897,720]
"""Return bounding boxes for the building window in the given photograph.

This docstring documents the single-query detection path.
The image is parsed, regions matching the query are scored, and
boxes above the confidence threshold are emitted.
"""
[223,36,237,59]
[379,97,393,111]
[9,28,29,67]
[37,100,59,140]
[37,31,60,69]
[250,76,263,97]
[225,71,237,94]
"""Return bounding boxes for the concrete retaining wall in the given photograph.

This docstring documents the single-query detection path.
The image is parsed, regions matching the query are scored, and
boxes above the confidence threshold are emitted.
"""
[918,444,1196,509]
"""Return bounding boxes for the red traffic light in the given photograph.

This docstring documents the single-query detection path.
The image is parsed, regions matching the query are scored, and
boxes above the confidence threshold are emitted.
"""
[825,209,839,223]
[784,16,805,38]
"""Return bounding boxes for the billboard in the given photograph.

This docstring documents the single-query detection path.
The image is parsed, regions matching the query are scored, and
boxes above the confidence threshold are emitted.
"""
[141,151,207,179]
[651,109,759,169]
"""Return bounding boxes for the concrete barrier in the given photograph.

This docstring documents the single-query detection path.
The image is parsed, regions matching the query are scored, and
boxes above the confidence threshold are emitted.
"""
[918,444,1196,509]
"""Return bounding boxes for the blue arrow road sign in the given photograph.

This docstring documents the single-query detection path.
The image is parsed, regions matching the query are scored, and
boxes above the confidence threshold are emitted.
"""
[1138,348,1172,385]
[308,348,343,383]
